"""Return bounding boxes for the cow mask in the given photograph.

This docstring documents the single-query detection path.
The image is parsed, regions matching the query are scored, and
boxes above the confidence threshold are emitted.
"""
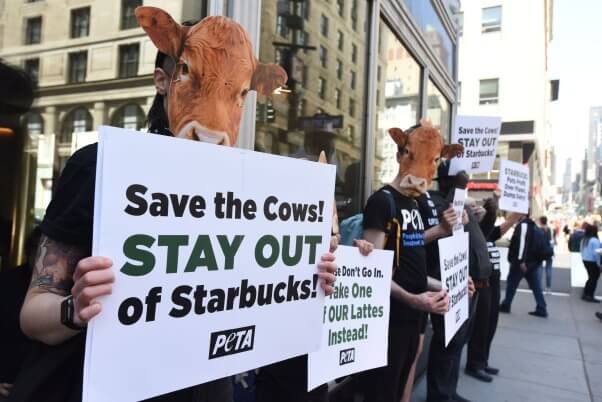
[388,119,463,198]
[135,7,287,145]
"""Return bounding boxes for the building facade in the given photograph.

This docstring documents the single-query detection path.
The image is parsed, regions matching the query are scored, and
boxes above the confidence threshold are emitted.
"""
[456,0,554,215]
[0,0,459,268]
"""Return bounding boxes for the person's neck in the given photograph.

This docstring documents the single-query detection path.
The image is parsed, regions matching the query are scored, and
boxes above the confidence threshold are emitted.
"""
[389,174,404,195]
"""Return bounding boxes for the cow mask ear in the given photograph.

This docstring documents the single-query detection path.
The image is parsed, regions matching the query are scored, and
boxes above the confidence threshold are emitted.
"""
[440,144,464,159]
[251,62,288,96]
[388,127,409,148]
[135,6,190,58]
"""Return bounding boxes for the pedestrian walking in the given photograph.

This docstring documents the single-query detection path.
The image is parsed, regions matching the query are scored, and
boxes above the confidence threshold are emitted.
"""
[580,223,602,303]
[500,214,552,318]
[538,216,555,294]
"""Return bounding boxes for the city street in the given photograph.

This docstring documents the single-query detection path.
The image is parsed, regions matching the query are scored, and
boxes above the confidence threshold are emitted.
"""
[411,253,602,402]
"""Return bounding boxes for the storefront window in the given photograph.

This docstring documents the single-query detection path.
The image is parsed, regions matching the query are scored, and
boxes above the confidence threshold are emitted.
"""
[403,0,455,74]
[255,0,369,219]
[373,22,422,190]
[426,79,451,140]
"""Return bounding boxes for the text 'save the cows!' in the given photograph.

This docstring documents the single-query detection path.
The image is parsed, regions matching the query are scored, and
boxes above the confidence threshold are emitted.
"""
[498,159,530,214]
[307,246,393,391]
[83,126,336,402]
[438,231,470,347]
[449,115,501,175]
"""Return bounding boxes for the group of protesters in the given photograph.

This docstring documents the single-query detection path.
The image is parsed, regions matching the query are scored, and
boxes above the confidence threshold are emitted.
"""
[0,11,548,402]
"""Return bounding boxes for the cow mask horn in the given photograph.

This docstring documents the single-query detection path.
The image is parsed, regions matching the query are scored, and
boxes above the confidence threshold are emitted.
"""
[135,6,288,146]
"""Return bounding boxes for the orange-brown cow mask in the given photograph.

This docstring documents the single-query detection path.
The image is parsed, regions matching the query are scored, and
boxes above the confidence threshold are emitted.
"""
[135,7,287,145]
[388,122,463,198]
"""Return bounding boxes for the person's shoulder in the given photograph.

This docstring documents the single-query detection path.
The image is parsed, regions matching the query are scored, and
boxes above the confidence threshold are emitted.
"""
[66,143,98,169]
[367,186,393,204]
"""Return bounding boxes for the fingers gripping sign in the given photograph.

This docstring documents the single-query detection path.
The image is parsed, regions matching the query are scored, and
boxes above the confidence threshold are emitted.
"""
[71,256,114,325]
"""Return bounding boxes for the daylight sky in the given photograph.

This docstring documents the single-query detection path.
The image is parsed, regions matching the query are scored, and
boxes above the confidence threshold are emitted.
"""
[549,0,602,182]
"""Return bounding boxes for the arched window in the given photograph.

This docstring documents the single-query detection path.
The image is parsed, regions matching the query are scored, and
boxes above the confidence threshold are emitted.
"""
[111,103,145,130]
[60,107,92,144]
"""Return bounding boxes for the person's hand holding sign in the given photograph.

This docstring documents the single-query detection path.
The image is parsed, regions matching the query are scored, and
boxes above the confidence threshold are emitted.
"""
[440,206,457,234]
[70,256,115,326]
[317,253,337,296]
[468,276,475,298]
[412,290,449,314]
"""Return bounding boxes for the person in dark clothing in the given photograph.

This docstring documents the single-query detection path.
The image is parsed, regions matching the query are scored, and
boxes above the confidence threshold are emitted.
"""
[499,214,549,318]
[538,216,554,293]
[580,223,602,302]
[12,20,336,402]
[464,198,523,380]
[0,227,40,400]
[569,224,585,252]
[417,189,474,402]
[423,161,488,400]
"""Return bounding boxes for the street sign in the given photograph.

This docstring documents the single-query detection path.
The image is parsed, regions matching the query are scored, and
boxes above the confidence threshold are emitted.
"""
[299,114,344,130]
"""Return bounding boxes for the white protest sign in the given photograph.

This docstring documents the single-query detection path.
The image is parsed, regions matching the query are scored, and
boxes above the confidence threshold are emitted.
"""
[449,115,501,175]
[83,126,336,402]
[498,160,530,214]
[307,246,393,391]
[439,232,469,346]
[452,188,466,232]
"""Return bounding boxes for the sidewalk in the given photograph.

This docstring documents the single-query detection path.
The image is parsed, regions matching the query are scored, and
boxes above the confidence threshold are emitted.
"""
[411,256,602,402]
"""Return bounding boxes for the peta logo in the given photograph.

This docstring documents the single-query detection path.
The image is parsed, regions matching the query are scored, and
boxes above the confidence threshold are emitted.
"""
[339,348,355,365]
[401,209,424,231]
[209,325,255,359]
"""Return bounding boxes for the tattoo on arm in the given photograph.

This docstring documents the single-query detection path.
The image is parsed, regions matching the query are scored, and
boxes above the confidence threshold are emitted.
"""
[30,235,86,295]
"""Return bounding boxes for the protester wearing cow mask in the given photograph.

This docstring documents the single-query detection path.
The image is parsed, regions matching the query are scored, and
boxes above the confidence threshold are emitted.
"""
[354,121,462,402]
[15,9,337,402]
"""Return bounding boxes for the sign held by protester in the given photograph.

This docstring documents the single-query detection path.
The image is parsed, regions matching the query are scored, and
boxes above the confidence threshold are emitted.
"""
[449,115,501,175]
[439,232,469,346]
[83,126,336,402]
[452,188,466,232]
[498,160,529,214]
[307,246,393,390]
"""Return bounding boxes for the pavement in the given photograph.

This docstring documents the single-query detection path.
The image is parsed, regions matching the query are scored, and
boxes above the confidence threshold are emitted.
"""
[410,253,602,402]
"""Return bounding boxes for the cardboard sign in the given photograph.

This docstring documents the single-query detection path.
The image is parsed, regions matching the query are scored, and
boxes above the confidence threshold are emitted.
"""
[449,115,501,175]
[452,188,466,232]
[439,232,469,346]
[307,246,393,390]
[83,126,336,402]
[498,160,529,214]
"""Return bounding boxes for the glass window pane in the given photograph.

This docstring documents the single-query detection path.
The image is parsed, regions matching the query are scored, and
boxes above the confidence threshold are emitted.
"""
[482,6,502,33]
[255,0,369,219]
[479,78,499,104]
[426,79,451,140]
[402,0,454,74]
[373,22,422,190]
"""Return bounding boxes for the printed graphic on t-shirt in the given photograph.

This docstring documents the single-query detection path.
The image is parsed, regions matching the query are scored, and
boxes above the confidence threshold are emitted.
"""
[400,209,425,247]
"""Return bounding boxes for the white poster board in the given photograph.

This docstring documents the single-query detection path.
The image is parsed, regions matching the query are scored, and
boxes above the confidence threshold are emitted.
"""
[83,126,336,402]
[307,246,393,390]
[439,232,470,346]
[498,160,530,214]
[449,115,501,175]
[452,188,466,232]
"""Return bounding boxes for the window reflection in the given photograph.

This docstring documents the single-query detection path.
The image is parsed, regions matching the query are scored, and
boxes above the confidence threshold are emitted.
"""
[403,0,454,74]
[373,23,422,190]
[255,0,369,219]
[426,79,450,139]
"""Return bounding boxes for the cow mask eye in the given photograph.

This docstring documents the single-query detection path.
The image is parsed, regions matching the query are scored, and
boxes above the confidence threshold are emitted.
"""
[175,61,189,82]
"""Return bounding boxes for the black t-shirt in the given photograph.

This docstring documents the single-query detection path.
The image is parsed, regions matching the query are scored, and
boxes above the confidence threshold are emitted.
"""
[363,185,427,323]
[416,191,447,279]
[13,136,229,402]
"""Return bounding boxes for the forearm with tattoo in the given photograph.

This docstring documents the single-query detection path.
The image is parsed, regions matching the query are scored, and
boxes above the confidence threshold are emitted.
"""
[30,235,86,295]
